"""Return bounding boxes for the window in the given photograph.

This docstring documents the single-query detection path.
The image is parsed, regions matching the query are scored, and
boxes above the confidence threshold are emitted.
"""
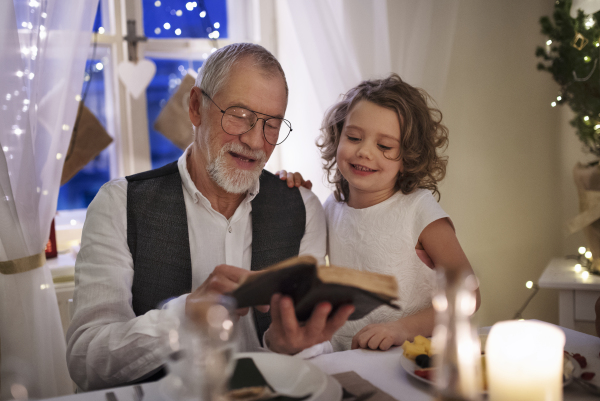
[57,0,268,211]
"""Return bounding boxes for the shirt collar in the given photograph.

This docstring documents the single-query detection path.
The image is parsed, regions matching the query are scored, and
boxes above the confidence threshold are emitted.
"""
[177,145,261,205]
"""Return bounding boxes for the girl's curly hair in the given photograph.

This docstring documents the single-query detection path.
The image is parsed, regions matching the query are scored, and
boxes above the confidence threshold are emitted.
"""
[317,73,449,202]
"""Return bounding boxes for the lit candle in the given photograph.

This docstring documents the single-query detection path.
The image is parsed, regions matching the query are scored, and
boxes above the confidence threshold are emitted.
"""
[486,321,565,401]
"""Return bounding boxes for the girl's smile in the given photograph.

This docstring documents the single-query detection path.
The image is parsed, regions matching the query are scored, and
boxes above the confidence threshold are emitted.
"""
[336,100,403,208]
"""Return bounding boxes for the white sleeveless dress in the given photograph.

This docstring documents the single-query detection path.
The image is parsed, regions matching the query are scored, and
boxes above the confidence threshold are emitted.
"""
[324,189,450,351]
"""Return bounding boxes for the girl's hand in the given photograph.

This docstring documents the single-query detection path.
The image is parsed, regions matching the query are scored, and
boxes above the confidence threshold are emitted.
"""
[351,321,408,351]
[276,170,312,190]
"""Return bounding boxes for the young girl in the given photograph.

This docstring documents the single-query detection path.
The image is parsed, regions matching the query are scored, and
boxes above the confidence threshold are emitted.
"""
[280,73,480,352]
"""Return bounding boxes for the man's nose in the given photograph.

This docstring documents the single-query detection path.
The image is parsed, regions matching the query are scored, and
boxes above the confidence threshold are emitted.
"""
[239,120,265,150]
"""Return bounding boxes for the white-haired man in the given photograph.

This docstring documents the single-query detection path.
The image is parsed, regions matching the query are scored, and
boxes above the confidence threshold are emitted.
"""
[66,43,354,391]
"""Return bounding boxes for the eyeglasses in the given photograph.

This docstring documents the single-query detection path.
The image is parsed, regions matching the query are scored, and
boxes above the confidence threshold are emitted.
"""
[202,92,292,145]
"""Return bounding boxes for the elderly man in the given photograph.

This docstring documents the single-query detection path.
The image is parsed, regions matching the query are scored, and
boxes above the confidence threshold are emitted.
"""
[66,43,354,391]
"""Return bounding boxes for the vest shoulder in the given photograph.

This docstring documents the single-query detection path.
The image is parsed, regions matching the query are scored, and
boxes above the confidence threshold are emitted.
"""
[126,161,179,182]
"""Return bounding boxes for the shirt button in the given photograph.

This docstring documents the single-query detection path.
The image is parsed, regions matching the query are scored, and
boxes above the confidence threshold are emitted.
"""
[228,227,232,233]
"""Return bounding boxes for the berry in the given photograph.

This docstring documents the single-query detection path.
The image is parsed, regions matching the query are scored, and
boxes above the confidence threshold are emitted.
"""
[415,354,431,368]
[581,372,595,381]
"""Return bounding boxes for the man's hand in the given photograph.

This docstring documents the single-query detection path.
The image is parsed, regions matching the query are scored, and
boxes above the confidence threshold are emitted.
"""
[264,294,354,355]
[276,170,312,190]
[185,264,269,321]
[351,321,408,351]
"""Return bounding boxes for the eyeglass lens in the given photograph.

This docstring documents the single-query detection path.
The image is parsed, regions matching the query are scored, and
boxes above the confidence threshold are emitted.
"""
[222,107,291,145]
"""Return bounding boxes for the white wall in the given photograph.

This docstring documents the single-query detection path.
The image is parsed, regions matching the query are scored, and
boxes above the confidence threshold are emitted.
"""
[430,0,570,328]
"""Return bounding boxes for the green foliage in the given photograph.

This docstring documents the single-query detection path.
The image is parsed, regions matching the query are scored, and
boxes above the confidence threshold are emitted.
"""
[537,0,600,156]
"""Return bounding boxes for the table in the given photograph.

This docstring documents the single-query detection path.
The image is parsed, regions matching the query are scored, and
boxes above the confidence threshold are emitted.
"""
[538,258,600,331]
[44,323,600,401]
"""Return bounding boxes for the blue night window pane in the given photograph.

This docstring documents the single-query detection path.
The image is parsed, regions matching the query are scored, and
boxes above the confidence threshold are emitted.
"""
[143,0,227,39]
[57,59,111,210]
[92,2,103,33]
[147,58,204,169]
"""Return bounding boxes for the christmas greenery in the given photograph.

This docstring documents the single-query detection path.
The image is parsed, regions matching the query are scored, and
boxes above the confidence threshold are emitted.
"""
[536,0,600,157]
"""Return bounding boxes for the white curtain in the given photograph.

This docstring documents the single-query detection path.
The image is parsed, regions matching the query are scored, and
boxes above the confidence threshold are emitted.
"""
[0,0,98,399]
[273,0,459,201]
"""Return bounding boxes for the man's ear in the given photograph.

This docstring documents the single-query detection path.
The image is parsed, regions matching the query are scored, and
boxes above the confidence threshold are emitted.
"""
[189,86,203,127]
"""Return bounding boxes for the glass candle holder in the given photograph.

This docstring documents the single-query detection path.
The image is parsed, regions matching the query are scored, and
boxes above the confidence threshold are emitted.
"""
[485,320,565,401]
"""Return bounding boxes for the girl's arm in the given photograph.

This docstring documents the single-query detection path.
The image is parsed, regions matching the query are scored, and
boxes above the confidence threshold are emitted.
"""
[352,218,481,350]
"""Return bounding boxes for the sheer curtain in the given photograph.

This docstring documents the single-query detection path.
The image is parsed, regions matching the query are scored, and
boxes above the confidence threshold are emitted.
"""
[0,0,97,399]
[273,0,459,201]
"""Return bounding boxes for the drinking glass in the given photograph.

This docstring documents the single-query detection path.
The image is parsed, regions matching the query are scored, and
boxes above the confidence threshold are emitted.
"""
[161,294,238,401]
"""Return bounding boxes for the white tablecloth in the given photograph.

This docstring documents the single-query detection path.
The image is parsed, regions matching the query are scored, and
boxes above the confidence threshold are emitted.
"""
[45,323,600,401]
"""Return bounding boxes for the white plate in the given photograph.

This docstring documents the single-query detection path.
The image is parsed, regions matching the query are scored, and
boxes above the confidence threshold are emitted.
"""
[400,353,576,392]
[235,352,342,401]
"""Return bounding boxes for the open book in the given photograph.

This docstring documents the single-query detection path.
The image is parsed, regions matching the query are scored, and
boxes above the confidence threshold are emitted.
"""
[231,255,399,322]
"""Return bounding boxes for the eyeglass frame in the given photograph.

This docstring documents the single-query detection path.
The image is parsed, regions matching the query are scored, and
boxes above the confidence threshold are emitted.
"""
[201,91,293,146]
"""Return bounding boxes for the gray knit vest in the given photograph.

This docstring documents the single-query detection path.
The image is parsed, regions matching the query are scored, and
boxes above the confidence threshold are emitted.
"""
[125,161,306,343]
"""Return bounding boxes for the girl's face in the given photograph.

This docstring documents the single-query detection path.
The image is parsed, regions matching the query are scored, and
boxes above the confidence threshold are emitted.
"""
[336,100,403,207]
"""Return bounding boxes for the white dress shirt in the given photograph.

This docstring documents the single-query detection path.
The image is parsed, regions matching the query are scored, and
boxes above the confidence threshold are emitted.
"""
[66,149,327,390]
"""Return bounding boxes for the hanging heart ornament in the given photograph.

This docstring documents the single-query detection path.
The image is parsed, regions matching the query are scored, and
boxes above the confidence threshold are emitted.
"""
[117,59,157,99]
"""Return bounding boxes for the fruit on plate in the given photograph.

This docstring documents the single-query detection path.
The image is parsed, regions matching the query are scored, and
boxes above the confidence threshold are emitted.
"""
[401,335,433,360]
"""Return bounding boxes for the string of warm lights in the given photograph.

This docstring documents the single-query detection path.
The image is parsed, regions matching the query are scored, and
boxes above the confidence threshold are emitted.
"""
[513,245,597,319]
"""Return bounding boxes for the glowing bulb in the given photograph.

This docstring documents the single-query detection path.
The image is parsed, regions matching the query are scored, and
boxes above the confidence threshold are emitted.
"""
[546,40,552,46]
[176,10,182,16]
[526,281,533,289]
[586,251,593,259]
[585,56,591,62]
[154,27,161,34]
[214,22,220,29]
[41,12,47,18]
[551,102,557,107]
[14,128,22,136]
[6,94,11,100]
[16,71,23,77]
[28,72,34,79]
[202,53,208,59]
[597,42,600,47]
[2,147,8,152]
[163,22,171,30]
[579,246,586,254]
[575,264,582,272]
[21,22,27,28]
[186,2,194,11]
[98,27,105,34]
[582,271,590,280]
[70,219,77,226]
[595,124,600,130]
[585,15,595,29]
[175,28,181,35]
[213,31,220,38]
[42,190,48,195]
[95,62,103,71]
[56,153,62,160]
[211,47,217,53]
[200,11,206,18]
[557,96,562,101]
[75,94,82,101]
[584,116,590,122]
[154,0,161,6]
[62,124,70,131]
[39,30,46,39]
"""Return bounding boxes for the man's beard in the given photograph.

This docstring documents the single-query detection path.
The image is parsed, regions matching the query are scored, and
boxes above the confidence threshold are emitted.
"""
[206,142,267,194]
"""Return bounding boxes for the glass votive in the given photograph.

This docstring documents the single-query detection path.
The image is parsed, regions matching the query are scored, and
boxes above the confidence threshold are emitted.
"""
[161,294,238,401]
[485,320,565,401]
